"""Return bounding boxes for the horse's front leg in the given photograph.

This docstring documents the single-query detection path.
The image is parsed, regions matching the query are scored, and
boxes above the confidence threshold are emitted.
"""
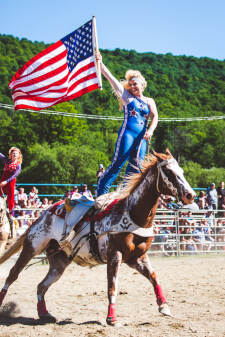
[106,245,122,326]
[127,254,171,316]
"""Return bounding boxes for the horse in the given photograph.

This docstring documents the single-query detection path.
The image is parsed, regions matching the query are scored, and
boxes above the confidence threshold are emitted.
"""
[0,150,196,325]
[0,196,11,256]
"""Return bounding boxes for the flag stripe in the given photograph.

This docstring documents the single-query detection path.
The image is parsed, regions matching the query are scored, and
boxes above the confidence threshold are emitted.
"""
[13,76,99,104]
[9,20,100,111]
[9,41,64,86]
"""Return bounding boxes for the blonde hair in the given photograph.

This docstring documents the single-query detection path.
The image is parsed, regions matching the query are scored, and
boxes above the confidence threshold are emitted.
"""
[8,147,23,164]
[123,69,147,91]
[117,70,147,109]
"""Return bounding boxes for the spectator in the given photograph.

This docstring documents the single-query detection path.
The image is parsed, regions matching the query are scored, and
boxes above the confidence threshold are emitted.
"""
[70,186,81,199]
[180,226,197,254]
[216,219,225,249]
[96,164,105,184]
[217,181,225,209]
[34,210,40,219]
[197,190,207,209]
[206,183,218,210]
[40,197,49,209]
[80,184,94,200]
[28,186,39,203]
[16,219,29,237]
[157,196,167,209]
[152,223,169,256]
[63,186,81,200]
[220,196,225,218]
[192,222,205,251]
[17,187,28,208]
[202,220,214,250]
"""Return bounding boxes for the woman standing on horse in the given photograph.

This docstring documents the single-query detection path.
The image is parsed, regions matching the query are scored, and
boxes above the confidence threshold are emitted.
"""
[95,52,158,197]
[0,147,23,217]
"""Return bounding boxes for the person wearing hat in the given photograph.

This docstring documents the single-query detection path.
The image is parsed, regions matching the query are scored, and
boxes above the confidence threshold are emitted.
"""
[206,183,218,210]
[80,184,94,200]
[96,164,105,184]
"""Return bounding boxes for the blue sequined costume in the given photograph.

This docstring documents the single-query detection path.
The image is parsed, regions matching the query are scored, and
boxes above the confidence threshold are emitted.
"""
[97,64,151,196]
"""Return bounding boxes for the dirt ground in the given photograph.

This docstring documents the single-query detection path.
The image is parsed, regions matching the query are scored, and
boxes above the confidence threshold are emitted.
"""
[0,254,224,337]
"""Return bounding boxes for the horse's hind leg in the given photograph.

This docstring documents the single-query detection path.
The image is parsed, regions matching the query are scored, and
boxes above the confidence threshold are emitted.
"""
[37,247,71,322]
[127,254,171,316]
[0,239,36,306]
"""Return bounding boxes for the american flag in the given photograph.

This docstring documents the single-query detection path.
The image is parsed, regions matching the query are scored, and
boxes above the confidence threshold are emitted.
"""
[8,19,100,111]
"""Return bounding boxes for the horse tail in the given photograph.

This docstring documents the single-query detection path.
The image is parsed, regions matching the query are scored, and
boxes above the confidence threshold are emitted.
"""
[0,231,27,265]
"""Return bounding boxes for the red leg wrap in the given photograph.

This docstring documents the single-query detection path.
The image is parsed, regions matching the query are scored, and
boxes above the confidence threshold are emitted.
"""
[107,303,117,322]
[0,289,7,306]
[154,284,166,306]
[37,300,48,317]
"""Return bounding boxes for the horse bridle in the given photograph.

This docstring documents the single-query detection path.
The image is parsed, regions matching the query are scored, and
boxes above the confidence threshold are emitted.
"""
[155,159,178,196]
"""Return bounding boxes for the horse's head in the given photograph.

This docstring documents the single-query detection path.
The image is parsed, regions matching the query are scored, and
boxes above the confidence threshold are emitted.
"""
[153,150,196,205]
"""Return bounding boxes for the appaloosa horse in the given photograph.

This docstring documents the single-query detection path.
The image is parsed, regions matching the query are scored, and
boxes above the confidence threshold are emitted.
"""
[0,151,195,325]
[0,196,11,256]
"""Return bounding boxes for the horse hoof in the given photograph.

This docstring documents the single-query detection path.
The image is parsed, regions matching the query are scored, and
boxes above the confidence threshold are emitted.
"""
[39,313,57,323]
[106,317,121,327]
[0,289,7,306]
[158,303,172,316]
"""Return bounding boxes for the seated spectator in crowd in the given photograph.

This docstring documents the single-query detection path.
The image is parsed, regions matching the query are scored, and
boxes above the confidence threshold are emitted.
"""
[40,197,49,209]
[164,195,177,210]
[29,199,40,210]
[16,219,29,237]
[80,184,94,200]
[96,164,105,183]
[180,226,197,253]
[202,219,215,244]
[206,183,218,210]
[151,222,170,256]
[16,210,29,224]
[204,210,215,229]
[25,200,33,216]
[28,186,39,203]
[216,219,225,249]
[63,186,81,200]
[220,196,225,218]
[217,181,225,209]
[197,190,207,209]
[70,186,81,199]
[192,221,212,251]
[17,187,28,208]
[157,196,167,209]
[14,187,19,207]
[34,210,40,219]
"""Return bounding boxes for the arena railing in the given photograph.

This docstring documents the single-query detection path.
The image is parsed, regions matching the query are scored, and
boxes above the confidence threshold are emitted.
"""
[12,206,225,257]
[16,183,207,197]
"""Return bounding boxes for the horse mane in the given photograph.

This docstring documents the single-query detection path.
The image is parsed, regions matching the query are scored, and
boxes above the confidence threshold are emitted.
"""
[117,150,172,200]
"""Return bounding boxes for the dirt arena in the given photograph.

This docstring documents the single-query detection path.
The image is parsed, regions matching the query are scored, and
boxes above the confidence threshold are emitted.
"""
[0,254,224,337]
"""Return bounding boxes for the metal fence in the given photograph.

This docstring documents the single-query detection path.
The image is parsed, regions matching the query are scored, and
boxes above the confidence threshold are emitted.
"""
[12,207,225,256]
[150,209,225,256]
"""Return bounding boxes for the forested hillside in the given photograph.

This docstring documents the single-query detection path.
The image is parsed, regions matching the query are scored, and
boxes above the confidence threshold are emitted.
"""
[0,34,224,193]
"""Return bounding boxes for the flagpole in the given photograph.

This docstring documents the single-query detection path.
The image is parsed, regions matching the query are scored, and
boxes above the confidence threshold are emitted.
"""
[92,16,102,90]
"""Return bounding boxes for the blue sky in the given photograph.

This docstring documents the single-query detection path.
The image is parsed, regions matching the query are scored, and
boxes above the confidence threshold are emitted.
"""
[1,0,224,60]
